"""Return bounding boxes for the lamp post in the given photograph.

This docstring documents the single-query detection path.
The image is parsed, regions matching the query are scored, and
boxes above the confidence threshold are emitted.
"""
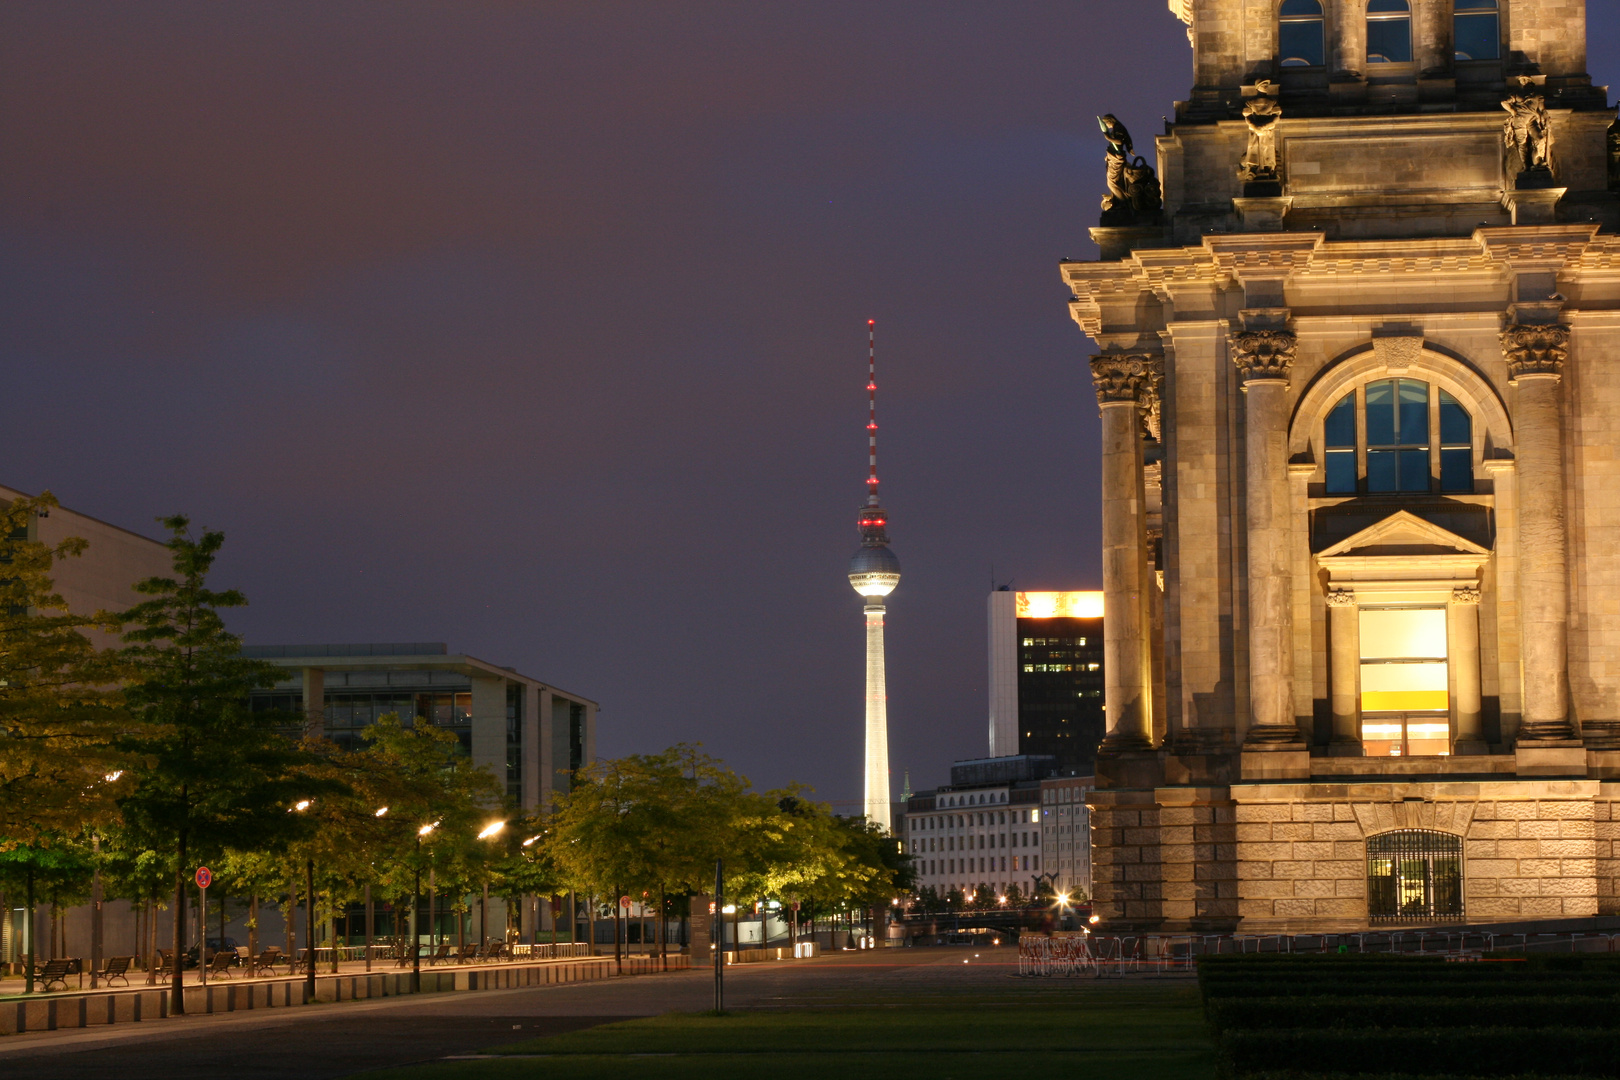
[413,821,437,993]
[476,821,505,949]
[289,798,316,1003]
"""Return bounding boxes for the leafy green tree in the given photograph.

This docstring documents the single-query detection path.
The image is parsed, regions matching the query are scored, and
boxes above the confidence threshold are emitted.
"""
[0,838,95,992]
[0,492,131,847]
[115,517,315,1012]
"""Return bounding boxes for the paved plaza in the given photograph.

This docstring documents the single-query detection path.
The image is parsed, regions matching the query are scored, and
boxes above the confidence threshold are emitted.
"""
[0,947,1132,1079]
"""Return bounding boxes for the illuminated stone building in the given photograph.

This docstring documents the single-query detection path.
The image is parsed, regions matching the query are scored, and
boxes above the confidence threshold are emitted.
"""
[1065,0,1620,930]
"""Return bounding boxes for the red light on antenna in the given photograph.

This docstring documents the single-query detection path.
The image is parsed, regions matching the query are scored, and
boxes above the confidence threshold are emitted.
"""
[868,319,875,326]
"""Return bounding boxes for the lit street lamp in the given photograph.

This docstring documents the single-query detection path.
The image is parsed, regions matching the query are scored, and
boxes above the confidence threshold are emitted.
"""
[413,820,438,992]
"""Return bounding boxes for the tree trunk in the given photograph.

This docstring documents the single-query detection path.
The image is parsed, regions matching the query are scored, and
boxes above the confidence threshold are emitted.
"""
[286,873,297,960]
[23,867,35,995]
[658,886,666,971]
[586,894,596,956]
[248,895,258,975]
[171,830,187,1014]
[613,888,622,975]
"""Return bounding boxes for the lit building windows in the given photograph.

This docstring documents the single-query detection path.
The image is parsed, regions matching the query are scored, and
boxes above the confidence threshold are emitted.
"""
[1367,830,1463,921]
[1367,0,1412,63]
[1360,607,1449,756]
[1321,380,1473,495]
[1279,0,1325,67]
[1454,0,1500,61]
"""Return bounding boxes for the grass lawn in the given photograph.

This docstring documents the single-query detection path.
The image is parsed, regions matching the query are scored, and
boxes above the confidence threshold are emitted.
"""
[357,983,1215,1080]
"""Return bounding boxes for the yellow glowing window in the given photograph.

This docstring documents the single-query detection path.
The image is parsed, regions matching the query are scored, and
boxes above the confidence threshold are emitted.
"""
[1360,607,1448,712]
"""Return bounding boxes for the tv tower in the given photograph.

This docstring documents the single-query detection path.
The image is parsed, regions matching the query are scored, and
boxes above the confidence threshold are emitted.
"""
[847,319,899,833]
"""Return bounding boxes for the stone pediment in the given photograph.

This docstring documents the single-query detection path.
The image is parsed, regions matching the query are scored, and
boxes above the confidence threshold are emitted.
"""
[1316,510,1491,558]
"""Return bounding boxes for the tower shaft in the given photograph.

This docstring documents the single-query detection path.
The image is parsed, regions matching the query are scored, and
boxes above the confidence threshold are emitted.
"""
[863,600,892,831]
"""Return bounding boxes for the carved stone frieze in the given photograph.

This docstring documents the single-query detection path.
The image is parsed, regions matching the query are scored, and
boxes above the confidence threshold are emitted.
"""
[1451,585,1482,606]
[1231,329,1298,384]
[1501,323,1570,383]
[1090,353,1163,406]
[1325,589,1357,609]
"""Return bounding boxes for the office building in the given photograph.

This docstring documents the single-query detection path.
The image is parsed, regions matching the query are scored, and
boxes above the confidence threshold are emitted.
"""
[988,589,1107,774]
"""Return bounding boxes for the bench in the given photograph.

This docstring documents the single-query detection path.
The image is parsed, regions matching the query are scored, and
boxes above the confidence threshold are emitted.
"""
[100,955,134,987]
[206,949,236,979]
[250,948,286,976]
[33,958,74,992]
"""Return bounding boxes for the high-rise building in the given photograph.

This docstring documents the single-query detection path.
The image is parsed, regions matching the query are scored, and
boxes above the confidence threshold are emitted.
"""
[987,589,1106,774]
[848,321,898,832]
[1065,0,1620,931]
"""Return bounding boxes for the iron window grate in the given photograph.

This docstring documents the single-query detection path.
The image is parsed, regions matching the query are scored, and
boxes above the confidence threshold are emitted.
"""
[1367,829,1464,923]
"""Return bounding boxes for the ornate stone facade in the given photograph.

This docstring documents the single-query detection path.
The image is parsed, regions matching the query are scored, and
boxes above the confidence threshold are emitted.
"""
[1067,1,1620,932]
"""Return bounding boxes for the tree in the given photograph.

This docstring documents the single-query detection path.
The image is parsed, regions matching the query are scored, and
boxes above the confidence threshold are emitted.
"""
[0,491,131,847]
[0,838,95,992]
[115,516,315,1013]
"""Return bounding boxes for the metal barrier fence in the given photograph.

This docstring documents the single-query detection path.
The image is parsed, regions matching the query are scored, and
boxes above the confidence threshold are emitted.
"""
[305,941,593,964]
[1014,928,1620,977]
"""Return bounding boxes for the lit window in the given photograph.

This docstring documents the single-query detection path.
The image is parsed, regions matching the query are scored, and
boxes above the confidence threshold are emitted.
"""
[1454,0,1499,61]
[1367,0,1412,63]
[1360,607,1450,757]
[1324,391,1356,494]
[1438,390,1472,492]
[1279,0,1325,67]
[1366,379,1428,493]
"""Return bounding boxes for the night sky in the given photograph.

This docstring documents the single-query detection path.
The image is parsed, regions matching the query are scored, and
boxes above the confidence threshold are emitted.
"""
[5,3,1619,811]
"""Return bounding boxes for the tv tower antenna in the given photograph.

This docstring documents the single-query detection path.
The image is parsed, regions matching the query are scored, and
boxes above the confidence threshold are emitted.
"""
[847,319,898,833]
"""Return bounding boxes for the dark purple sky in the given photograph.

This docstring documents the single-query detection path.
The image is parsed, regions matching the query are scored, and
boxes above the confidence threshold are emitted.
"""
[5,3,1617,811]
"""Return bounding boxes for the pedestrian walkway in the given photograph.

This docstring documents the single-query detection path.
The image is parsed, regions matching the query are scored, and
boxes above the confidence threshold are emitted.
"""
[0,950,688,1035]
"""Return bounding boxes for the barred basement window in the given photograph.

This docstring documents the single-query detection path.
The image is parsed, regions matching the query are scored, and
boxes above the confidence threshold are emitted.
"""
[1367,830,1463,922]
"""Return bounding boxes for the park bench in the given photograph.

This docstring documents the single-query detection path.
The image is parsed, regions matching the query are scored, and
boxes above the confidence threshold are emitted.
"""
[292,948,314,974]
[32,958,74,992]
[250,947,285,976]
[425,944,452,966]
[206,949,236,979]
[486,942,509,962]
[100,955,134,987]
[157,949,178,973]
[453,943,478,964]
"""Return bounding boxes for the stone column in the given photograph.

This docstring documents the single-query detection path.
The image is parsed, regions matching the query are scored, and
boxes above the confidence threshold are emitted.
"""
[1503,324,1575,742]
[1234,329,1302,745]
[1090,353,1161,751]
[1326,588,1360,750]
[1449,585,1485,753]
[301,667,325,739]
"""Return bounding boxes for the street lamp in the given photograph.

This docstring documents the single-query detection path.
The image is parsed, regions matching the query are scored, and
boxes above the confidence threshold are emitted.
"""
[475,821,505,945]
[413,821,438,992]
[290,799,318,1001]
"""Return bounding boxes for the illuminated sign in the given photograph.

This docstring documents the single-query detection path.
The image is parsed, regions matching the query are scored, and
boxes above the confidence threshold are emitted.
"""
[1015,591,1104,619]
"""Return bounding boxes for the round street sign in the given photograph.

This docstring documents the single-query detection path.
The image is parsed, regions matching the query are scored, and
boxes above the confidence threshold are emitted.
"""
[195,866,213,889]
[619,895,631,908]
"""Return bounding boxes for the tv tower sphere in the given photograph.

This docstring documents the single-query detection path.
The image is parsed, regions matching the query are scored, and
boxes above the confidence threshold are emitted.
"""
[849,320,895,834]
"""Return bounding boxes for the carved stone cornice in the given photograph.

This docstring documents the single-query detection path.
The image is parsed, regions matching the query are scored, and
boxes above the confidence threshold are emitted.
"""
[1501,323,1570,383]
[1325,589,1357,609]
[1203,233,1325,281]
[1231,329,1297,385]
[1091,353,1163,406]
[1450,585,1482,606]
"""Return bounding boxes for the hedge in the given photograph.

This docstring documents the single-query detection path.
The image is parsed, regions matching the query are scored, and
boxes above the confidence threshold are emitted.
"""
[1207,995,1620,1032]
[1218,1027,1620,1078]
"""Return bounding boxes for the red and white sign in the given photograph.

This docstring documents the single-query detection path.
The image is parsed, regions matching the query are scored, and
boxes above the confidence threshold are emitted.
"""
[619,895,631,908]
[195,866,213,890]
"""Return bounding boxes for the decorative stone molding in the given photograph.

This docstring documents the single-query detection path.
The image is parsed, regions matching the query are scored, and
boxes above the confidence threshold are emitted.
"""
[1091,353,1163,406]
[1325,589,1357,608]
[1371,335,1423,372]
[1231,329,1297,385]
[1451,585,1482,606]
[1501,323,1570,383]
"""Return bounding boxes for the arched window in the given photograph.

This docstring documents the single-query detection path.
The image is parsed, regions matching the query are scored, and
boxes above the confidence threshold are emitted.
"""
[1366,0,1413,64]
[1321,380,1473,495]
[1454,0,1500,61]
[1367,830,1463,921]
[1279,0,1325,68]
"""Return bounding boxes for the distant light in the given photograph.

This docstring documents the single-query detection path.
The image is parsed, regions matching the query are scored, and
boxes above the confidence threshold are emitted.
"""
[1088,914,1101,925]
[419,821,439,836]
[722,904,737,914]
[478,820,506,840]
[522,835,540,847]
[104,771,123,783]
[374,806,389,817]
[293,800,312,812]
[1016,591,1105,619]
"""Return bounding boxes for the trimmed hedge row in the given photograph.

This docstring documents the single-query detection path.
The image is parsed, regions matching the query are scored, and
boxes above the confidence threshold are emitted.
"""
[1219,1028,1620,1078]
[1202,979,1620,1002]
[1208,995,1620,1031]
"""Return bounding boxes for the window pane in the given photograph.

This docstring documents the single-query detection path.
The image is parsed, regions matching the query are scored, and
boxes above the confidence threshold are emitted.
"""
[1440,447,1472,492]
[1367,18,1412,63]
[1399,448,1429,491]
[1438,390,1470,446]
[1397,380,1429,445]
[1324,393,1356,447]
[1361,607,1447,660]
[1365,381,1396,445]
[1279,21,1324,67]
[1367,0,1408,10]
[1326,449,1357,494]
[1280,0,1322,12]
[1455,13,1499,60]
[1367,449,1397,492]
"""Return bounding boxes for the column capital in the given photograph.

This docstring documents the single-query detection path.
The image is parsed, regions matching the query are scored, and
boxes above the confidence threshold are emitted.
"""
[1231,328,1297,385]
[1090,352,1163,406]
[1501,323,1569,383]
[1450,585,1482,606]
[1325,588,1357,608]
